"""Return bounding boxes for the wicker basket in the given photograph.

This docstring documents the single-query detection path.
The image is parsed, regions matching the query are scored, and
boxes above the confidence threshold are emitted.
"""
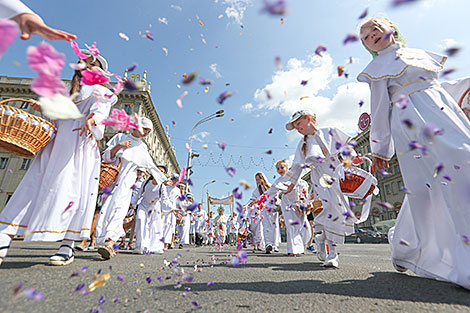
[0,98,56,158]
[98,161,120,192]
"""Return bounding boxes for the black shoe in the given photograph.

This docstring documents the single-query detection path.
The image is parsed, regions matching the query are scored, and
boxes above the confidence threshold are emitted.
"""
[265,245,273,254]
[178,244,183,249]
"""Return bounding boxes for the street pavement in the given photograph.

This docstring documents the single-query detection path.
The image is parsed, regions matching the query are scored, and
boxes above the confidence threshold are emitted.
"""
[0,240,469,313]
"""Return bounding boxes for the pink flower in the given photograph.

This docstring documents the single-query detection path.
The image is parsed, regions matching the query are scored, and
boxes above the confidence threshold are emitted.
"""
[0,19,19,57]
[70,41,91,60]
[85,42,100,56]
[27,42,65,77]
[81,69,110,86]
[101,109,138,132]
[31,74,67,98]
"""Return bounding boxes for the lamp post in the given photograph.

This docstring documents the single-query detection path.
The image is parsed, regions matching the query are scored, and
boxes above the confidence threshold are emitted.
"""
[201,179,216,207]
[185,110,224,192]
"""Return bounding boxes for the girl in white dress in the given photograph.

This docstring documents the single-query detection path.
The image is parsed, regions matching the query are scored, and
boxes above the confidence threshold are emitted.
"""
[0,52,116,266]
[134,165,168,254]
[358,17,470,289]
[161,175,180,249]
[267,160,310,256]
[214,206,229,246]
[284,111,361,268]
[94,118,166,259]
[250,172,277,253]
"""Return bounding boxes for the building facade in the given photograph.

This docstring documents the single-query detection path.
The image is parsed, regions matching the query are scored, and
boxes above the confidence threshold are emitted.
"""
[301,127,404,229]
[0,73,180,211]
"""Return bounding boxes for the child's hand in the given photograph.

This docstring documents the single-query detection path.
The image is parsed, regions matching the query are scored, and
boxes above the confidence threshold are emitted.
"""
[283,183,295,195]
[29,100,42,113]
[119,140,131,149]
[72,113,95,137]
[371,156,389,174]
[11,13,76,41]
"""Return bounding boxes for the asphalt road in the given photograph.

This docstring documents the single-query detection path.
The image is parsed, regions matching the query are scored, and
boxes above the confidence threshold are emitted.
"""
[0,240,469,313]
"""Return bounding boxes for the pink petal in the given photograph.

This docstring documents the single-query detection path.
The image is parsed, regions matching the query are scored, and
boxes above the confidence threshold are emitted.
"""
[27,42,65,77]
[31,74,68,98]
[71,41,91,60]
[80,69,110,85]
[0,19,19,57]
[85,42,100,56]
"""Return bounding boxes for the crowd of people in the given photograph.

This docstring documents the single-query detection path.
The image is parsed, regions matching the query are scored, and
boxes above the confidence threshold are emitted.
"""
[0,0,469,291]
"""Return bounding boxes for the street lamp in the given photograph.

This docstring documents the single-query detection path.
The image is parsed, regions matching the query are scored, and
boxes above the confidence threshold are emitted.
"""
[185,110,224,192]
[201,179,216,206]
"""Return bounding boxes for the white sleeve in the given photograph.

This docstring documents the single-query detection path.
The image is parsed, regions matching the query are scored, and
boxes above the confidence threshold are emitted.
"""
[441,77,470,115]
[90,86,117,140]
[283,140,305,184]
[0,0,35,19]
[102,134,122,164]
[369,79,394,161]
[149,167,167,185]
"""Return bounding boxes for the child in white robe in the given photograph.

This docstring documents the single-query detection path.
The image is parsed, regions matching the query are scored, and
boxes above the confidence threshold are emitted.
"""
[134,165,168,254]
[267,160,310,256]
[94,117,166,259]
[283,110,361,268]
[0,52,116,266]
[214,206,229,246]
[250,172,280,254]
[161,174,181,250]
[358,17,470,289]
[194,203,208,246]
[178,191,193,248]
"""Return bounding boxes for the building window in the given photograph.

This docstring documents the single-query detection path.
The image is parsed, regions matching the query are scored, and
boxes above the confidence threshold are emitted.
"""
[393,164,399,175]
[398,180,404,191]
[385,184,391,195]
[20,101,29,109]
[0,157,8,169]
[5,194,13,206]
[20,158,31,170]
[124,104,132,114]
[391,182,397,195]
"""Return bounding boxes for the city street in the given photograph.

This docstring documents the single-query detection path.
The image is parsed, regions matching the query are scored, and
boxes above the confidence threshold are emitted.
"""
[0,240,469,313]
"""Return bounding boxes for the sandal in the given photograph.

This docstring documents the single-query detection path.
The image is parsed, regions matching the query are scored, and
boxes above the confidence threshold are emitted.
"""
[97,245,116,260]
[49,244,75,266]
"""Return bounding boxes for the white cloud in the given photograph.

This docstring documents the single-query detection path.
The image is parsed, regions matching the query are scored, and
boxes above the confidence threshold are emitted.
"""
[158,17,168,25]
[246,52,371,137]
[209,63,222,78]
[222,0,252,25]
[438,38,458,51]
[190,131,211,142]
[241,103,253,113]
[170,4,182,11]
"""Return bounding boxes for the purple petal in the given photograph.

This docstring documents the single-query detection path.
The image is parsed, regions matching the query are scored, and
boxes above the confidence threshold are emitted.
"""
[343,33,359,45]
[315,45,327,57]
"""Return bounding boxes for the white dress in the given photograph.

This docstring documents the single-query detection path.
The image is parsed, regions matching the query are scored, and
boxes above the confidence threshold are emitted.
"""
[214,214,228,244]
[161,185,180,244]
[358,44,470,289]
[251,188,280,248]
[135,179,166,253]
[284,127,357,244]
[0,85,116,241]
[95,133,166,244]
[178,199,192,245]
[195,209,208,234]
[267,178,310,254]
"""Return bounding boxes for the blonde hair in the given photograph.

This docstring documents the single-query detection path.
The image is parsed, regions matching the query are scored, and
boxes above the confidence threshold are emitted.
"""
[359,17,407,58]
[299,114,317,156]
[275,160,288,168]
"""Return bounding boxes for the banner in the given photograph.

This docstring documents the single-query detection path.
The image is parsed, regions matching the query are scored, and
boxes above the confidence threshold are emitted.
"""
[208,195,234,205]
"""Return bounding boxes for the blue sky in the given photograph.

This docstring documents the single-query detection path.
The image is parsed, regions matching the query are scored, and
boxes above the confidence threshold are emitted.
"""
[1,0,470,213]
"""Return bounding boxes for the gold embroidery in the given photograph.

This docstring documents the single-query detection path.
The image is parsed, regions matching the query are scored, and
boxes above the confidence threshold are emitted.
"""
[358,56,447,82]
[390,78,434,98]
[371,153,391,161]
[0,221,89,234]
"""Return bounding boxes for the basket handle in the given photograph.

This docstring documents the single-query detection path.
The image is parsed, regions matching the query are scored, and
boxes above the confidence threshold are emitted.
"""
[0,98,57,128]
[0,98,37,105]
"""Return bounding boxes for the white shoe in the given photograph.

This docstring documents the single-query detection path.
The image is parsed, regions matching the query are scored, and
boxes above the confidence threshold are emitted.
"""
[273,246,279,252]
[393,262,408,273]
[315,234,326,262]
[322,253,339,268]
[49,254,75,266]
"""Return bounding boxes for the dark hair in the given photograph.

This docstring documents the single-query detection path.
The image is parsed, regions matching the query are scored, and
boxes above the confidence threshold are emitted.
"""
[69,70,82,96]
[301,135,308,156]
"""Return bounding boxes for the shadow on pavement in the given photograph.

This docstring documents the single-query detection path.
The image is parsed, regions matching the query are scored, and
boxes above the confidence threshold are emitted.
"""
[155,272,470,306]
